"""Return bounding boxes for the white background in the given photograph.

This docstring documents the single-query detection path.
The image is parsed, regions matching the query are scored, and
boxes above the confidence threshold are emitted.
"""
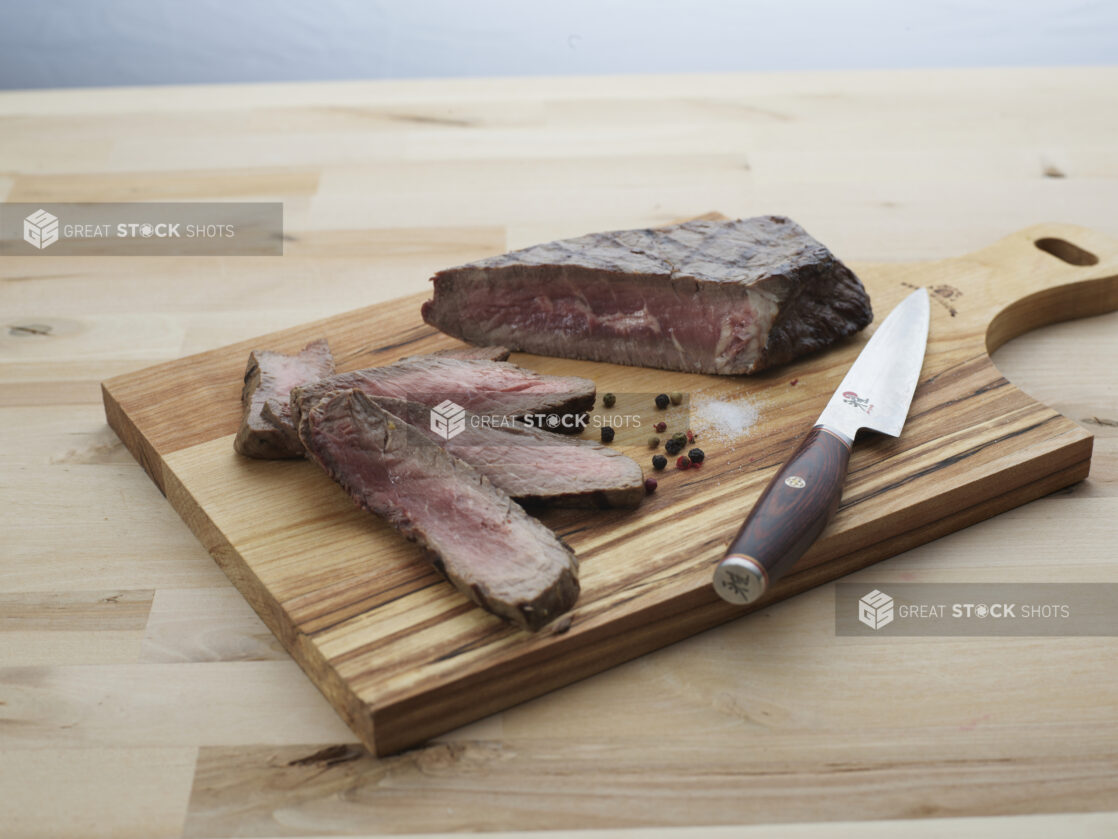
[1,0,1115,90]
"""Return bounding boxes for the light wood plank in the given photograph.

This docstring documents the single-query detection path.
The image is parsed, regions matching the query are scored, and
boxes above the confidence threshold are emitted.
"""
[0,589,152,665]
[139,588,286,663]
[0,662,352,749]
[181,736,1118,835]
[179,812,1118,839]
[0,747,198,839]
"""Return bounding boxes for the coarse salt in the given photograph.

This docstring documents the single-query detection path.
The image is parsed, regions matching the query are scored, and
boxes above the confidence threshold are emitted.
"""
[691,396,759,445]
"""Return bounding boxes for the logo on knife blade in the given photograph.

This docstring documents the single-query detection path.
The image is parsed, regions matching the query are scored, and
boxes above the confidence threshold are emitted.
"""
[842,391,873,414]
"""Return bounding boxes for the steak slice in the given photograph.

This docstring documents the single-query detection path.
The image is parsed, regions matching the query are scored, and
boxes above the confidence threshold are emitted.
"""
[298,388,579,630]
[444,421,645,508]
[292,357,595,436]
[421,215,873,375]
[235,338,335,458]
[340,397,645,509]
[404,345,511,363]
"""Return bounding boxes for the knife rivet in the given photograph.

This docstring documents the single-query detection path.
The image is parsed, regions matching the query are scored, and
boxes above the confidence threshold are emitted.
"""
[785,475,806,489]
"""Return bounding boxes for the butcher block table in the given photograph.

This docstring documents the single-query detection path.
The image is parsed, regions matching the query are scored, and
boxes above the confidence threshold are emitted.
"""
[2,66,1118,838]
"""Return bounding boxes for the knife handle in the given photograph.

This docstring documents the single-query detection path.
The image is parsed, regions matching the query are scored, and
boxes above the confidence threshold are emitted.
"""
[714,426,852,605]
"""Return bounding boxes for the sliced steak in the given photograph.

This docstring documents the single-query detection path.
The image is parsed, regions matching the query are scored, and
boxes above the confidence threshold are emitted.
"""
[403,345,511,363]
[235,338,335,458]
[421,216,873,375]
[292,357,595,436]
[361,398,645,509]
[298,388,579,630]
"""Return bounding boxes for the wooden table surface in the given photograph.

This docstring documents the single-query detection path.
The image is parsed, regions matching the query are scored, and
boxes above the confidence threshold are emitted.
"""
[2,67,1117,839]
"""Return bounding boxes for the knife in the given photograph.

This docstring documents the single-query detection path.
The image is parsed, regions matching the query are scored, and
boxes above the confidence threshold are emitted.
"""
[713,287,931,605]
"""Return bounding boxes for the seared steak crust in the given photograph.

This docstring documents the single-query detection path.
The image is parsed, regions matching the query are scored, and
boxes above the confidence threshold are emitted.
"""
[234,338,335,458]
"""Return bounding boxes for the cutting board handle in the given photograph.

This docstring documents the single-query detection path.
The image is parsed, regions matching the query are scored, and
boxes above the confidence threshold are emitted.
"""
[969,223,1118,354]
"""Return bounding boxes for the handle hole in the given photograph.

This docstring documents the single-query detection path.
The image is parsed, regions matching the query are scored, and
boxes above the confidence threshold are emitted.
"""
[1035,237,1098,266]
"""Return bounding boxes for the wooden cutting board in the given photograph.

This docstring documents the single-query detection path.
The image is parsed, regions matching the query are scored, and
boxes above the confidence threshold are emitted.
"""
[103,222,1118,756]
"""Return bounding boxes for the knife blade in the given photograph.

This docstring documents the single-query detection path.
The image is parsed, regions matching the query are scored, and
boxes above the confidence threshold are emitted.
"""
[713,287,931,605]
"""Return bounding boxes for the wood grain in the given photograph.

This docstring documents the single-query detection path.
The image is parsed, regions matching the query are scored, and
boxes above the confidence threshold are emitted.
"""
[102,221,1118,755]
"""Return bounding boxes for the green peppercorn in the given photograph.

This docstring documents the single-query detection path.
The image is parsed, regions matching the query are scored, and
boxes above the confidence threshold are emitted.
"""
[688,447,705,464]
[647,435,661,449]
[600,426,615,443]
[669,391,683,405]
[654,393,670,409]
[603,392,616,409]
[652,454,667,470]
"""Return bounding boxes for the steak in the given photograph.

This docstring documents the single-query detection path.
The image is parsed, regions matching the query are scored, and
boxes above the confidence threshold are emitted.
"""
[445,421,644,508]
[298,388,579,630]
[421,216,873,375]
[405,345,511,362]
[353,397,645,509]
[292,357,596,436]
[235,338,335,458]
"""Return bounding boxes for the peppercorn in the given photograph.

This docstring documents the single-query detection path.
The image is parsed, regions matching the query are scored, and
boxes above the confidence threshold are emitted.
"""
[603,392,616,408]
[676,454,692,470]
[688,447,705,464]
[664,437,684,456]
[600,426,615,443]
[654,393,670,409]
[647,435,661,449]
[644,477,658,494]
[654,421,667,433]
[652,454,667,470]
[670,391,683,405]
[686,429,695,443]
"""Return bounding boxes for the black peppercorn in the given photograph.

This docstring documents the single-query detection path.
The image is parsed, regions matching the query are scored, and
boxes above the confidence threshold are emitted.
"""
[600,426,615,443]
[652,454,667,470]
[654,393,670,409]
[688,447,705,464]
